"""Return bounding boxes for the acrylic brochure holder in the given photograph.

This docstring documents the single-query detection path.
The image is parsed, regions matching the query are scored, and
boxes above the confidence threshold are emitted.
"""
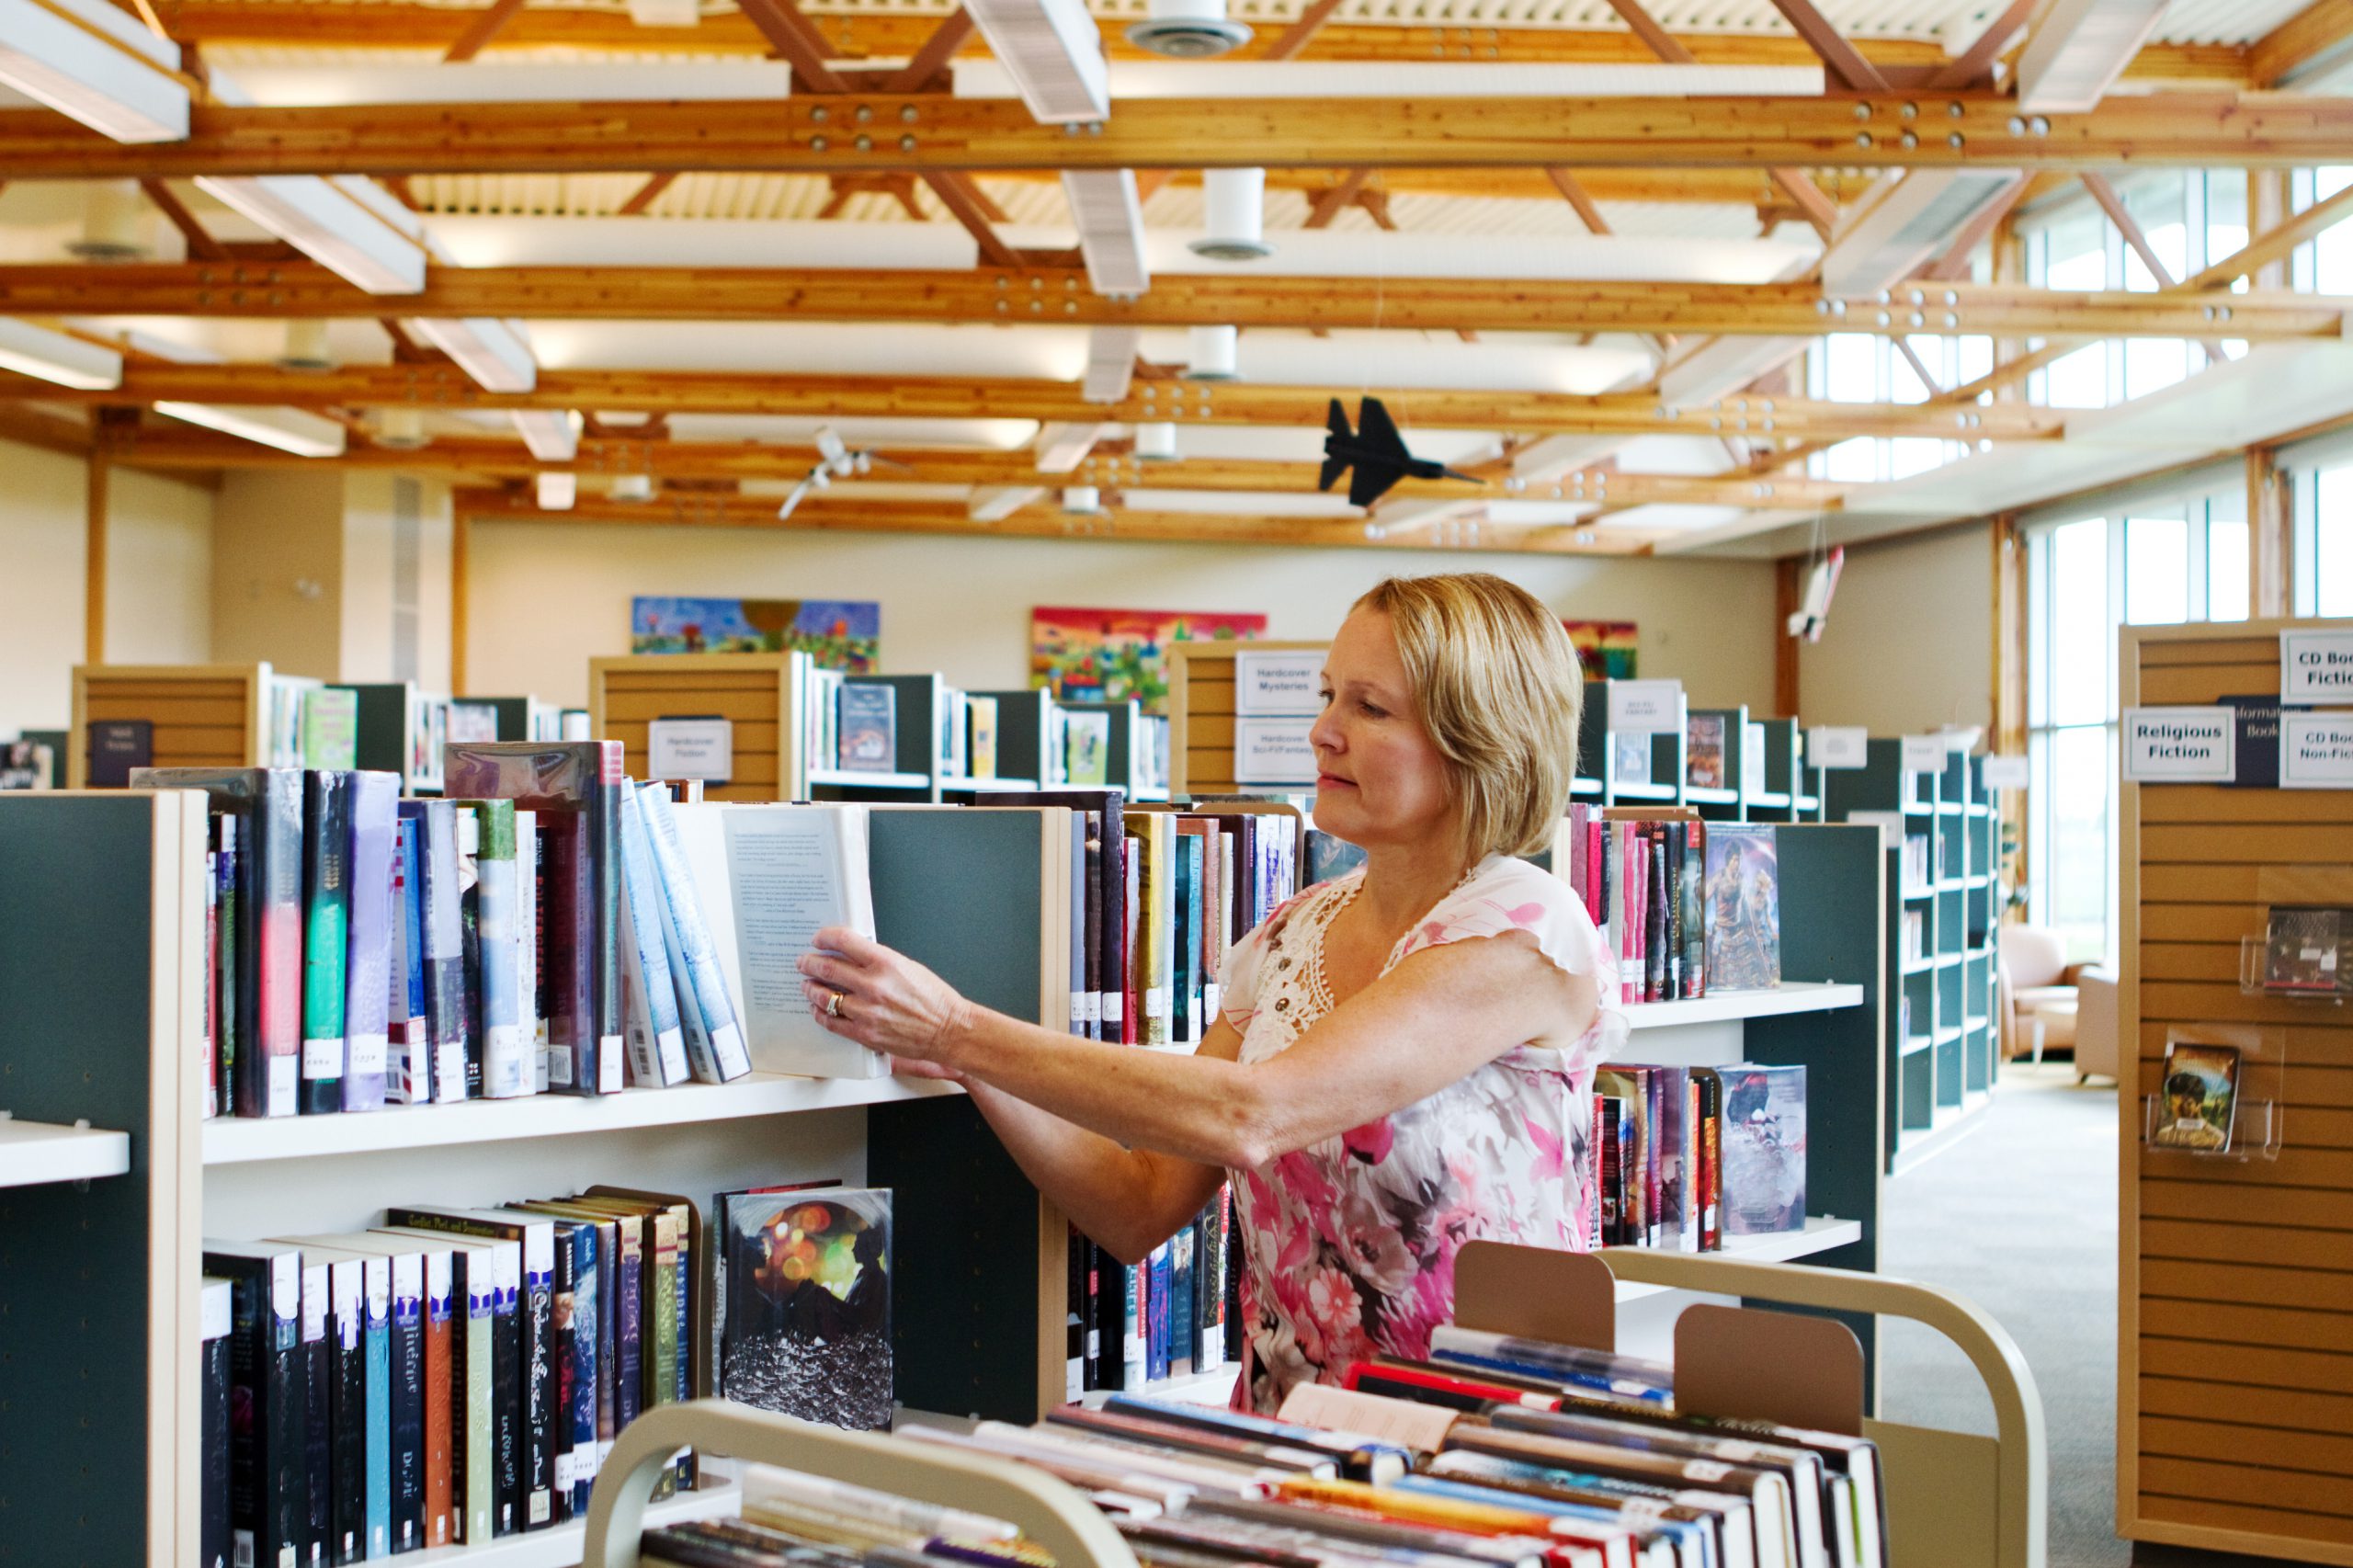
[582,1401,1141,1568]
[2141,1024,2286,1163]
[1452,1240,2048,1568]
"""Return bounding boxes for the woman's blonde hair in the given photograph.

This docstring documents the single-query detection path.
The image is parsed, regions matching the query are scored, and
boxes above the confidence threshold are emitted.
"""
[1352,573,1585,858]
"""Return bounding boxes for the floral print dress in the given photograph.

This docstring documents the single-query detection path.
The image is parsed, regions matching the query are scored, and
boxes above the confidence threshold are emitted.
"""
[1216,854,1627,1415]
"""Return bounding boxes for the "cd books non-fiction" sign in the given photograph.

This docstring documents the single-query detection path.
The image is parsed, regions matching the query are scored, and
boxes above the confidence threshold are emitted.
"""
[2281,712,2353,789]
[2122,707,2234,782]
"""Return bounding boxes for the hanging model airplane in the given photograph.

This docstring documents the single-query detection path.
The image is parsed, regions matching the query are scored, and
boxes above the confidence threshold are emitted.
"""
[1319,396,1485,508]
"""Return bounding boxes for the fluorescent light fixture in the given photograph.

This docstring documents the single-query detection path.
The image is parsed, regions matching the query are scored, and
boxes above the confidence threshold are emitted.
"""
[1061,171,1151,296]
[1034,422,1105,472]
[408,317,538,392]
[1082,324,1142,404]
[511,408,583,461]
[155,402,347,458]
[964,0,1109,122]
[193,175,428,294]
[537,472,578,510]
[1819,169,2020,297]
[0,319,123,391]
[970,485,1045,521]
[2017,0,2165,112]
[0,0,188,142]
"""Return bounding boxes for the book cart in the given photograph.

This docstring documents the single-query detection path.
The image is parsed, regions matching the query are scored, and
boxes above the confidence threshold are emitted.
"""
[2115,617,2353,1565]
[574,1240,2049,1568]
[1824,743,2000,1173]
[67,661,321,787]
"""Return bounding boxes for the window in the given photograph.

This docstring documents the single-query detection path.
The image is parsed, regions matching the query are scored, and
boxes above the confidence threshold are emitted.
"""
[2290,452,2353,618]
[2291,168,2353,294]
[1805,333,1986,482]
[2025,480,2246,964]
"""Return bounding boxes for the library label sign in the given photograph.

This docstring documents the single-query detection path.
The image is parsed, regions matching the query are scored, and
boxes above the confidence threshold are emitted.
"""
[1899,735,1947,774]
[2281,629,2353,705]
[1608,679,1685,733]
[2281,713,2353,789]
[1984,756,2030,790]
[2123,707,2234,782]
[1234,718,1318,785]
[649,717,733,782]
[1809,726,1869,769]
[1233,650,1324,716]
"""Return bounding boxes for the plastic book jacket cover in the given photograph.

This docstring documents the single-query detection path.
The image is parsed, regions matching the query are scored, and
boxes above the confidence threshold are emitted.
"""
[1064,710,1112,787]
[2263,905,2341,994]
[715,1189,892,1430]
[835,685,898,772]
[1702,824,1780,992]
[1720,1063,1806,1234]
[2154,1040,2239,1153]
[1686,714,1725,790]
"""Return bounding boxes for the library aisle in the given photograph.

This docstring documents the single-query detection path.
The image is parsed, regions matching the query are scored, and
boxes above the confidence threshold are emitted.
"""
[1881,1063,2123,1568]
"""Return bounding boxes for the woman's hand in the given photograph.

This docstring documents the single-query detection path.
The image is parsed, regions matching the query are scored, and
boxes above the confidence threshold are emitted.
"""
[796,926,977,1076]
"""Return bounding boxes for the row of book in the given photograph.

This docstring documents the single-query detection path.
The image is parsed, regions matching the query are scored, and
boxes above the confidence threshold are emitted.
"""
[1596,1062,1808,1250]
[794,668,1171,793]
[1065,1195,1238,1403]
[1552,812,1783,1001]
[641,1319,1888,1568]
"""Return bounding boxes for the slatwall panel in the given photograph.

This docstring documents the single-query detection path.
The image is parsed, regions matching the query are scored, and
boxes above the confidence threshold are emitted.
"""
[68,665,269,788]
[2119,619,2353,1567]
[586,653,802,803]
[1166,641,1325,798]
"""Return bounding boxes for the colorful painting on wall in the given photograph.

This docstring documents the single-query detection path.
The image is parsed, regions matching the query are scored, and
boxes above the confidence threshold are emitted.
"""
[1030,606,1267,715]
[631,597,881,674]
[1563,619,1639,680]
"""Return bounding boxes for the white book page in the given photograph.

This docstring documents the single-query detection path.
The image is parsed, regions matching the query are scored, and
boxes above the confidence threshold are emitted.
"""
[720,805,884,1079]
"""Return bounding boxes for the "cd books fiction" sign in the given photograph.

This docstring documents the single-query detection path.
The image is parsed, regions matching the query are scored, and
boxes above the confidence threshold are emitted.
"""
[2281,628,2353,706]
[2123,707,2235,782]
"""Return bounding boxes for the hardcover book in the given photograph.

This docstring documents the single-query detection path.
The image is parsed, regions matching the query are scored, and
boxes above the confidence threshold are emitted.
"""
[300,771,353,1116]
[704,803,882,1080]
[294,1259,333,1564]
[1719,1063,1807,1235]
[2154,1040,2240,1153]
[449,799,533,1097]
[342,772,398,1111]
[201,1278,234,1568]
[835,684,899,773]
[398,800,471,1104]
[387,819,429,1104]
[1686,715,1725,790]
[202,1240,308,1568]
[1702,824,1780,992]
[714,1187,894,1430]
[617,779,692,1088]
[376,1230,506,1541]
[640,785,754,1083]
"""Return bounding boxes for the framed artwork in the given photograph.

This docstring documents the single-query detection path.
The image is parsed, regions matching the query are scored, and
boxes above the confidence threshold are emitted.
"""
[1030,606,1267,715]
[1563,619,1639,680]
[631,597,881,674]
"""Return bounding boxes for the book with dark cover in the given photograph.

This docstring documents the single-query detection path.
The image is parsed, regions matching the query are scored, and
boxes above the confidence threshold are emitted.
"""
[1169,1220,1196,1381]
[442,742,626,1096]
[515,1203,617,1510]
[449,799,532,1098]
[2264,905,2343,994]
[342,771,398,1111]
[140,769,306,1118]
[1720,1062,1807,1234]
[87,717,153,786]
[1703,824,1780,993]
[545,1226,579,1522]
[384,1247,427,1551]
[201,1278,234,1568]
[214,815,239,1119]
[1645,824,1668,1004]
[387,819,428,1104]
[1145,1240,1172,1382]
[1693,1067,1724,1251]
[377,1229,507,1543]
[711,1187,892,1430]
[1679,820,1706,999]
[202,1241,308,1568]
[574,1187,696,1491]
[835,684,898,772]
[358,1256,392,1559]
[300,771,353,1116]
[1170,828,1195,1048]
[397,800,470,1105]
[295,1259,333,1564]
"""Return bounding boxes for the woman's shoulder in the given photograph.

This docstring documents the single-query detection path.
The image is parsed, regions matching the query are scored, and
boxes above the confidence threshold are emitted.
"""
[1387,855,1603,973]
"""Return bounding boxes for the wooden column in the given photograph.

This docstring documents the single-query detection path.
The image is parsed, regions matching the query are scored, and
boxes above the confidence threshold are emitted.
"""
[85,449,109,665]
[2248,445,2291,618]
[1989,512,2027,906]
[2250,169,2292,290]
[1773,556,1802,718]
[450,506,471,696]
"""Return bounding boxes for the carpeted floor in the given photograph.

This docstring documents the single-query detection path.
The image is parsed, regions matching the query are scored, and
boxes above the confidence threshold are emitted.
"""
[1877,1062,2127,1568]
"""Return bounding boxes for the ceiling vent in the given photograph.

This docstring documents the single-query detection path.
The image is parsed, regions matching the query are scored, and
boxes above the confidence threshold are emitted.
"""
[1190,168,1274,261]
[1819,169,2019,298]
[67,180,152,261]
[964,0,1110,123]
[1061,171,1151,297]
[1082,324,1143,404]
[1126,0,1251,59]
[1184,324,1240,381]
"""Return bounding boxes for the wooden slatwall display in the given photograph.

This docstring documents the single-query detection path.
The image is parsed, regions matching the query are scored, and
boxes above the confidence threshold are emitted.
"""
[2118,618,2353,1565]
[587,653,806,803]
[1167,641,1326,797]
[69,664,274,787]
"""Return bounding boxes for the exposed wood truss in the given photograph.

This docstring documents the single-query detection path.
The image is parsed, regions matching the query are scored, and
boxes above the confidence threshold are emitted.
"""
[2,93,2347,180]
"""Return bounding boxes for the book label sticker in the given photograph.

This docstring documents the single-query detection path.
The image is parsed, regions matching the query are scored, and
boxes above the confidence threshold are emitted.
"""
[267,1052,297,1117]
[1608,679,1684,733]
[1808,726,1869,769]
[648,718,733,783]
[347,1031,387,1078]
[2281,628,2353,704]
[2280,712,2353,788]
[1984,755,2029,790]
[2123,707,2235,782]
[1233,651,1325,716]
[1234,718,1317,784]
[1899,734,1947,773]
[301,1035,340,1079]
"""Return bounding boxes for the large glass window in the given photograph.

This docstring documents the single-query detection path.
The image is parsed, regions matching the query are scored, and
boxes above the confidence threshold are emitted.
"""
[2290,453,2353,618]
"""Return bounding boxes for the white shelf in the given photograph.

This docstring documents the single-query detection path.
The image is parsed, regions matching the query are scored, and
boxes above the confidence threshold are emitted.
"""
[1611,1217,1865,1301]
[1608,782,1681,802]
[1620,982,1864,1030]
[204,1074,962,1165]
[1684,786,1739,805]
[1745,790,1791,808]
[808,768,932,789]
[407,1477,740,1568]
[0,1117,131,1187]
[1131,1366,1240,1407]
[941,776,1040,792]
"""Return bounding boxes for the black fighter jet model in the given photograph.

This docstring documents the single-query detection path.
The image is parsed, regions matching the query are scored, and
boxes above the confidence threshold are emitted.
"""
[1318,396,1484,508]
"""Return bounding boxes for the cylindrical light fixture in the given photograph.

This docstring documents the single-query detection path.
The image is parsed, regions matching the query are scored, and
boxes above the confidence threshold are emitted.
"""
[1190,168,1273,261]
[1125,0,1252,57]
[1062,485,1101,514]
[69,180,152,261]
[536,472,577,510]
[1184,324,1240,381]
[609,474,654,503]
[1133,422,1178,460]
[278,320,337,372]
[373,406,430,449]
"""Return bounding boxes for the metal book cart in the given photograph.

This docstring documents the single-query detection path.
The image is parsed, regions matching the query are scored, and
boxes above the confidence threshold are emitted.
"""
[581,1246,2047,1568]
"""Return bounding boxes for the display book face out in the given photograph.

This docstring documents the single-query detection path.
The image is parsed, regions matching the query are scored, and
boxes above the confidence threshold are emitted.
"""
[713,1185,893,1432]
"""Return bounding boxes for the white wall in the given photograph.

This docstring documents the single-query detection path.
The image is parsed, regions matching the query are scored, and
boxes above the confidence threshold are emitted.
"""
[1795,520,1992,737]
[466,522,1782,710]
[0,437,213,738]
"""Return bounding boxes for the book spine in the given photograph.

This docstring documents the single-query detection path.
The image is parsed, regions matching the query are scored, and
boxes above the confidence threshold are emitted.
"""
[324,1262,363,1566]
[362,1257,392,1560]
[390,1253,427,1551]
[593,742,627,1094]
[1169,1222,1196,1380]
[582,1224,610,1498]
[301,771,351,1116]
[1597,1095,1621,1244]
[1070,814,1090,1039]
[388,821,428,1104]
[215,817,239,1121]
[412,803,471,1104]
[522,1227,556,1529]
[202,1305,232,1568]
[542,811,597,1095]
[1119,835,1139,1045]
[459,1252,494,1545]
[1170,835,1194,1049]
[1682,820,1706,998]
[516,812,541,1086]
[491,1259,521,1537]
[1081,813,1104,1039]
[298,1262,332,1567]
[1646,825,1668,1005]
[423,1251,456,1548]
[648,1223,681,1500]
[203,832,218,1118]
[637,783,752,1083]
[470,805,532,1098]
[342,772,396,1111]
[548,1232,579,1523]
[1102,812,1128,1045]
[458,809,486,1097]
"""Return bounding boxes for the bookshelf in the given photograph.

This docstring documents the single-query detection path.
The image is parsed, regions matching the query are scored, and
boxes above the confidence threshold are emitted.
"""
[1575,677,1687,808]
[1046,698,1167,801]
[586,651,810,803]
[467,694,565,744]
[333,680,452,793]
[0,1115,134,1185]
[1165,640,1326,796]
[69,662,319,787]
[2115,618,2353,1567]
[1824,740,1999,1173]
[967,687,1053,790]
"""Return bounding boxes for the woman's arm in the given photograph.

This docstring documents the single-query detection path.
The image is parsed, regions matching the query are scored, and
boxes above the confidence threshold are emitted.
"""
[799,926,1597,1172]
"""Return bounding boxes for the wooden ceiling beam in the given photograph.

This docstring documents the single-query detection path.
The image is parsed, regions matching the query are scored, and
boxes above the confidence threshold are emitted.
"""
[733,0,852,94]
[1262,0,1347,62]
[1765,0,1889,91]
[7,263,2336,340]
[138,178,227,261]
[2182,177,2353,290]
[614,171,679,216]
[442,0,528,62]
[1927,0,2037,89]
[2250,0,2353,86]
[886,6,974,92]
[2,91,2343,179]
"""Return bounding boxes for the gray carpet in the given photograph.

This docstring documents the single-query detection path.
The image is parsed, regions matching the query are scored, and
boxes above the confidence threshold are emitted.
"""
[1877,1062,2127,1568]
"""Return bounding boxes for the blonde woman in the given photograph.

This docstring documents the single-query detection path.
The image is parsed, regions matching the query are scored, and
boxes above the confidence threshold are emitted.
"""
[800,574,1626,1412]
